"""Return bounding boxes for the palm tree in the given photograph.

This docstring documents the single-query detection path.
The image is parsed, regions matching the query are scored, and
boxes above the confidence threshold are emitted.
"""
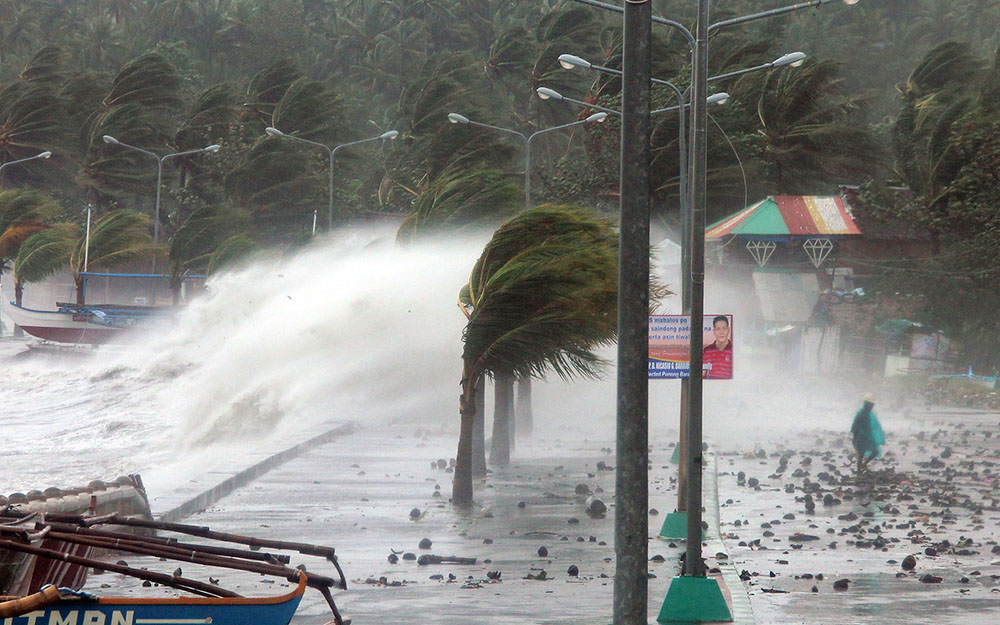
[453,205,619,504]
[18,209,157,305]
[0,189,61,303]
[751,59,884,192]
[12,223,77,306]
[395,166,521,243]
[167,203,250,302]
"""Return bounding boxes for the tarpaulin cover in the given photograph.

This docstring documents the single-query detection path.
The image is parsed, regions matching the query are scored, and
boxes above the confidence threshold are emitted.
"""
[706,196,862,240]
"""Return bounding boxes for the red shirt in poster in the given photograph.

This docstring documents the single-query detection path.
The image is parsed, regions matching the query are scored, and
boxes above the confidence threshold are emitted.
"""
[703,342,733,379]
[703,315,733,379]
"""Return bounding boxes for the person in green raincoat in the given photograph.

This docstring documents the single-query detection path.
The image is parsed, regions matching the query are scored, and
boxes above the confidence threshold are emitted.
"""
[851,395,885,474]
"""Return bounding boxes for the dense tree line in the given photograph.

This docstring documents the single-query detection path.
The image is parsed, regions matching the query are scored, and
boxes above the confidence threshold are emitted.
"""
[0,1,998,367]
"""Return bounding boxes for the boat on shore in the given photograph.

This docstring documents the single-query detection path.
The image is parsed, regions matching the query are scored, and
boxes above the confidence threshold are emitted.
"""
[0,570,313,625]
[3,302,173,344]
[0,508,349,625]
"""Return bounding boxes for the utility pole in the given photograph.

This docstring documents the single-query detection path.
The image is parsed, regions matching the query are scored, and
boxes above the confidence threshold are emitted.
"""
[614,1,651,624]
[685,0,710,578]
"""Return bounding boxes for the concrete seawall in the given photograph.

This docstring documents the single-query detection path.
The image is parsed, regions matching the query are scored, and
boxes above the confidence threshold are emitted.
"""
[156,422,356,523]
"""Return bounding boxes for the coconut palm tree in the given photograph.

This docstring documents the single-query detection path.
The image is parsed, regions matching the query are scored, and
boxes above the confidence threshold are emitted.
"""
[12,223,76,306]
[0,189,61,303]
[168,203,250,304]
[16,209,157,305]
[751,59,884,192]
[453,205,619,504]
[395,166,521,243]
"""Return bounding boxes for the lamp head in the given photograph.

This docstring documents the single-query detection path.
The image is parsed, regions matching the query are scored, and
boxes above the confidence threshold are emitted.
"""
[774,52,806,68]
[707,92,731,105]
[204,144,221,153]
[264,127,284,137]
[558,54,591,70]
[38,151,52,159]
[585,112,608,123]
[447,113,469,124]
[842,0,860,5]
[102,135,119,145]
[380,130,399,139]
[536,87,563,101]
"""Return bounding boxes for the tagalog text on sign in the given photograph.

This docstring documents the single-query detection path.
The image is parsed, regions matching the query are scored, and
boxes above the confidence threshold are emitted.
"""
[649,314,734,379]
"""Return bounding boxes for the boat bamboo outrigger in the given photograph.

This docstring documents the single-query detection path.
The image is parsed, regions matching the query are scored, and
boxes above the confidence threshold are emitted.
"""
[0,510,349,625]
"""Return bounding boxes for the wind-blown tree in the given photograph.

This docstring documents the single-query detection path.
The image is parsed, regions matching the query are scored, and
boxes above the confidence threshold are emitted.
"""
[395,167,521,243]
[12,223,76,305]
[749,59,884,193]
[206,233,256,275]
[81,53,184,201]
[892,42,984,226]
[15,209,155,305]
[224,138,318,240]
[0,189,61,302]
[167,203,249,304]
[386,51,518,205]
[453,205,619,505]
[69,209,157,304]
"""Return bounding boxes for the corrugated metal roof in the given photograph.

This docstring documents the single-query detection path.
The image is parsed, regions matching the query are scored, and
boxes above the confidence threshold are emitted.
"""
[706,196,862,240]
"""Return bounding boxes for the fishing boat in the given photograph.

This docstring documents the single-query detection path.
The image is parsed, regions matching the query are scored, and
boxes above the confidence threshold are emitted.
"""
[0,571,310,625]
[0,512,348,625]
[2,300,171,345]
[1,269,202,345]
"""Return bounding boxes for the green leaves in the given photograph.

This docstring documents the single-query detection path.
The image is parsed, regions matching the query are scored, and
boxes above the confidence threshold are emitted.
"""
[69,209,156,275]
[396,167,521,242]
[14,223,78,285]
[461,205,619,383]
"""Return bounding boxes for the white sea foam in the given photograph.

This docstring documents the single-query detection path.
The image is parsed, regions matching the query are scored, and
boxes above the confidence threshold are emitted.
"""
[0,225,489,493]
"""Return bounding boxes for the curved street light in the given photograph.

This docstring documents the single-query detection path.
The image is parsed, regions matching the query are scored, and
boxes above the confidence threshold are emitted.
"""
[557,50,801,249]
[102,136,220,243]
[265,127,398,232]
[447,111,608,210]
[0,151,52,184]
[565,1,861,618]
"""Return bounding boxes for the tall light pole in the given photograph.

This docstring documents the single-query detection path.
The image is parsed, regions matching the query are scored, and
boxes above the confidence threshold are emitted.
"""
[265,127,398,231]
[102,136,220,243]
[566,0,860,622]
[446,112,608,210]
[556,48,804,523]
[0,151,52,184]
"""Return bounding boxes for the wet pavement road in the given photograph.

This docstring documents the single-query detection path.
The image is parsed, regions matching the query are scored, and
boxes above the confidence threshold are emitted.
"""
[80,405,1000,625]
[719,406,1000,625]
[88,426,684,625]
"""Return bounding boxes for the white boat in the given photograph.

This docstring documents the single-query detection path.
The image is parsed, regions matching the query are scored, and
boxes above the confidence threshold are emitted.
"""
[3,301,171,344]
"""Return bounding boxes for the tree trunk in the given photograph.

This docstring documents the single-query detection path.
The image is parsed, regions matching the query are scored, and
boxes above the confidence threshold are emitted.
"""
[515,377,534,437]
[472,378,487,477]
[453,368,477,506]
[490,372,513,466]
[13,280,23,337]
[75,275,86,305]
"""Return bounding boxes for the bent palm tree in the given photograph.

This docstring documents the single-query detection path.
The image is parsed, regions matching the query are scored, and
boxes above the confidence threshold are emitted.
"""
[453,205,619,505]
[12,223,77,306]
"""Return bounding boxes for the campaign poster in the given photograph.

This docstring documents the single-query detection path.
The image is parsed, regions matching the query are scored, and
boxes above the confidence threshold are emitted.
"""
[648,314,734,379]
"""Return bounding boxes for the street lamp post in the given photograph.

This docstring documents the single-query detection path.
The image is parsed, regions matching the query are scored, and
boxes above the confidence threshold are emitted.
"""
[102,136,220,243]
[0,151,52,184]
[566,0,861,622]
[264,127,398,231]
[446,112,608,210]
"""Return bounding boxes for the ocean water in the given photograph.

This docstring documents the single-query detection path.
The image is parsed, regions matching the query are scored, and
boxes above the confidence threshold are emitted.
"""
[0,226,495,495]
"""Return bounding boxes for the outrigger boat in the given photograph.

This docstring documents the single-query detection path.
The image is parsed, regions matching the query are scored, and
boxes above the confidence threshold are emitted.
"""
[0,512,349,625]
[0,570,310,625]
